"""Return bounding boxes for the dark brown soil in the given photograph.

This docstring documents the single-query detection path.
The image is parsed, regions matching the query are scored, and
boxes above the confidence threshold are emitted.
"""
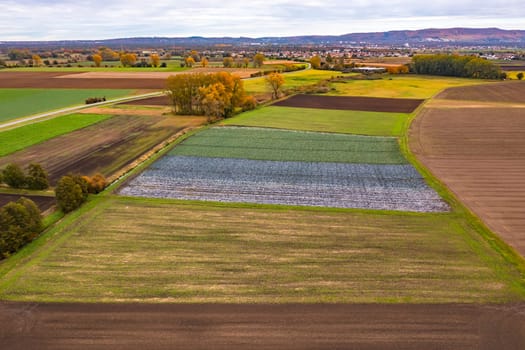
[119,95,170,106]
[499,65,525,71]
[0,72,165,89]
[274,94,424,113]
[1,302,525,350]
[410,88,525,255]
[0,194,55,212]
[435,81,525,103]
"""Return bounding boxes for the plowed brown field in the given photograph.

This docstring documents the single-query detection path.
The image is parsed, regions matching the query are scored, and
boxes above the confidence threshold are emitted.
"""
[435,81,525,103]
[274,94,424,113]
[410,81,525,255]
[0,194,55,212]
[1,302,525,350]
[0,115,205,184]
[0,69,258,89]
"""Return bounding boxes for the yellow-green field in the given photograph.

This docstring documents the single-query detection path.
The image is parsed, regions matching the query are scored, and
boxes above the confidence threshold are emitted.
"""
[0,197,523,303]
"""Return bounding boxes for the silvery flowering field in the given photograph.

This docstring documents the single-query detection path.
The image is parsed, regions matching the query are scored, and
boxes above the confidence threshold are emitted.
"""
[119,127,449,212]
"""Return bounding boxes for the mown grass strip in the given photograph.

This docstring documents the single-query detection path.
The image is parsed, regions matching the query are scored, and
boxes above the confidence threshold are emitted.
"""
[169,126,407,164]
[222,106,409,136]
[0,113,111,157]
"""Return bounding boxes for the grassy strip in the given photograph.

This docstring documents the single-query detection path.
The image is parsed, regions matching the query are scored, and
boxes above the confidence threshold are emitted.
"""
[0,196,521,303]
[222,106,409,136]
[0,88,132,123]
[170,126,407,164]
[0,113,111,157]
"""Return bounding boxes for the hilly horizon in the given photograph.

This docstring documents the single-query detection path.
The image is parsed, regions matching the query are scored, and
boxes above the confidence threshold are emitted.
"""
[2,27,525,48]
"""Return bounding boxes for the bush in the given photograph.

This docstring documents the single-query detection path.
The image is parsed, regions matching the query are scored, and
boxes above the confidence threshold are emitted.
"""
[241,95,258,111]
[55,174,89,213]
[82,173,107,194]
[2,163,26,188]
[85,97,106,104]
[26,163,49,190]
[518,72,524,80]
[0,197,42,258]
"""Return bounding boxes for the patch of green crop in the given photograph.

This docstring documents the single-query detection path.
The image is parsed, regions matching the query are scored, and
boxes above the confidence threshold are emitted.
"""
[223,106,409,136]
[169,126,406,164]
[0,88,132,123]
[0,113,112,156]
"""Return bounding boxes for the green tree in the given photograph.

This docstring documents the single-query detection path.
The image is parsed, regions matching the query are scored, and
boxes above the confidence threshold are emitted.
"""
[26,163,49,190]
[2,163,26,188]
[253,53,265,68]
[0,197,42,258]
[55,175,89,213]
[265,72,285,99]
[517,72,524,80]
[310,55,322,69]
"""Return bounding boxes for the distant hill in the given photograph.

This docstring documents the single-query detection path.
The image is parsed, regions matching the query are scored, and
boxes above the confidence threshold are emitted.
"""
[1,28,525,49]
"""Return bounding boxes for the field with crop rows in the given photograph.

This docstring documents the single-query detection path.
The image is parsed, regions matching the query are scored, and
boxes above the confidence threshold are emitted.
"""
[0,113,111,156]
[222,106,409,136]
[120,127,446,212]
[0,114,206,183]
[0,88,132,123]
[169,127,407,164]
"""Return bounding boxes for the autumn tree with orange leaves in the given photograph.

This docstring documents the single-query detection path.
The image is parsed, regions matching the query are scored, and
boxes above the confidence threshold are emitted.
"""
[166,72,251,119]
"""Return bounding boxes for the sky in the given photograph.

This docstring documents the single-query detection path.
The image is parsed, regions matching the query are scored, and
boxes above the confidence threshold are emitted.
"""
[1,0,524,41]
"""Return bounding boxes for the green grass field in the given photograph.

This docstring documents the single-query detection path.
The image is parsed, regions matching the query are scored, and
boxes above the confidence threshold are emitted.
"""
[0,197,523,303]
[222,106,409,136]
[0,88,132,123]
[0,113,111,157]
[244,69,337,94]
[244,70,483,98]
[328,75,483,99]
[170,126,407,164]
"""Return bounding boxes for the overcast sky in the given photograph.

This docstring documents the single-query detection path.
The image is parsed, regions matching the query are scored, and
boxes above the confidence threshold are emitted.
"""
[1,0,523,41]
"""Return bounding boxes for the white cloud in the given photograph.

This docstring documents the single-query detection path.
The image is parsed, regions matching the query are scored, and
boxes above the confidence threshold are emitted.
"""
[0,0,523,40]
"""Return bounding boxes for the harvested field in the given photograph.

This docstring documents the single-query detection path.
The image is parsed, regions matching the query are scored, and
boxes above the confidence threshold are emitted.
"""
[435,81,525,103]
[274,94,424,113]
[410,102,525,255]
[119,156,447,212]
[0,194,55,212]
[0,115,205,184]
[0,198,519,302]
[169,127,407,164]
[0,72,165,89]
[2,302,525,350]
[0,69,258,89]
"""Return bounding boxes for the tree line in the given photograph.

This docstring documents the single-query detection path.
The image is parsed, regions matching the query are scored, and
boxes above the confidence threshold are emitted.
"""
[166,72,256,120]
[411,54,504,79]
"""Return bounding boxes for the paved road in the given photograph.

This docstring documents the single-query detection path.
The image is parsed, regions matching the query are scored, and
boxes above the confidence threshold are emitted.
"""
[1,302,525,349]
[0,92,164,130]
